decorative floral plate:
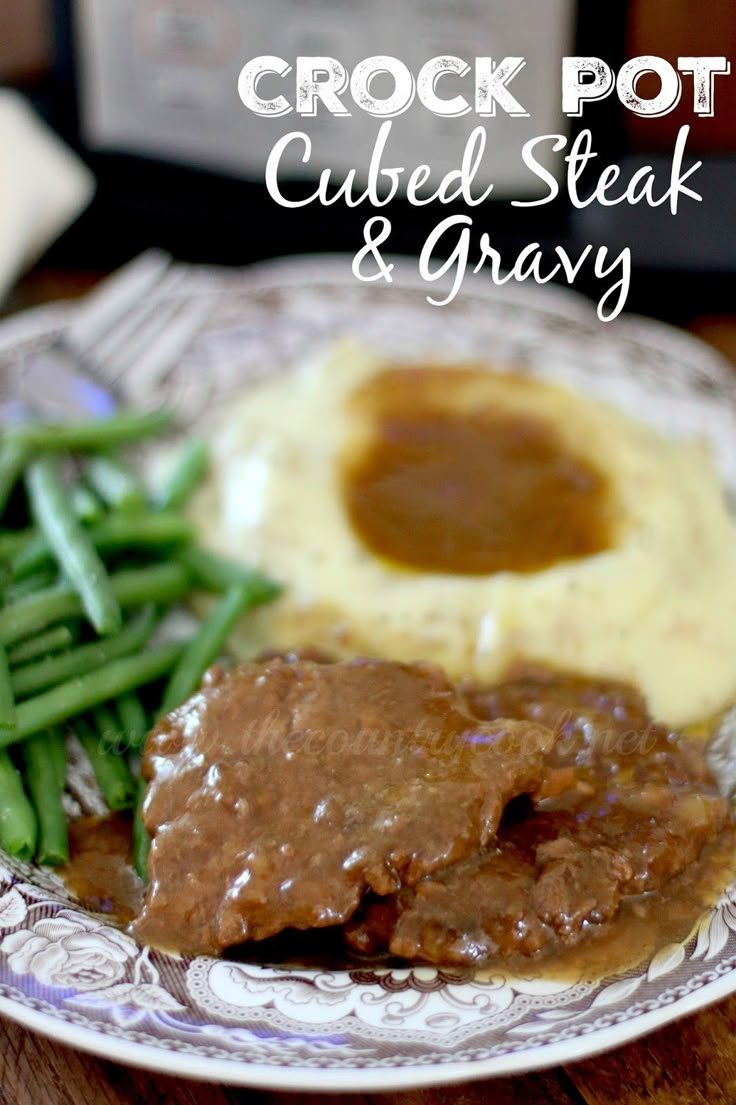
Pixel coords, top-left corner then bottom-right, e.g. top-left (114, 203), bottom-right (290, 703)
top-left (1, 257), bottom-right (736, 1091)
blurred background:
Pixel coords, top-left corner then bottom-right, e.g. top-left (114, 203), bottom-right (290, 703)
top-left (1, 0), bottom-right (735, 333)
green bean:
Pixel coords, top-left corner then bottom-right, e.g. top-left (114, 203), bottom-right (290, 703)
top-left (5, 533), bottom-right (47, 580)
top-left (0, 528), bottom-right (35, 562)
top-left (76, 717), bottom-right (136, 811)
top-left (26, 455), bottom-right (122, 636)
top-left (84, 455), bottom-right (146, 512)
top-left (8, 625), bottom-right (76, 666)
top-left (108, 562), bottom-right (191, 610)
top-left (7, 643), bottom-right (184, 745)
top-left (48, 725), bottom-right (67, 791)
top-left (11, 606), bottom-right (156, 699)
top-left (12, 512), bottom-right (194, 581)
top-left (0, 749), bottom-right (36, 858)
top-left (94, 704), bottom-right (125, 754)
top-left (0, 440), bottom-right (28, 521)
top-left (0, 586), bottom-right (77, 646)
top-left (133, 777), bottom-right (150, 881)
top-left (116, 691), bottom-right (149, 753)
top-left (0, 646), bottom-right (16, 737)
top-left (0, 561), bottom-right (191, 646)
top-left (157, 439), bottom-right (208, 511)
top-left (179, 546), bottom-right (282, 602)
top-left (5, 567), bottom-right (56, 604)
top-left (92, 511), bottom-right (193, 552)
top-left (22, 731), bottom-right (68, 865)
top-left (14, 484), bottom-right (104, 570)
top-left (7, 410), bottom-right (174, 453)
top-left (160, 584), bottom-right (253, 715)
top-left (71, 484), bottom-right (104, 525)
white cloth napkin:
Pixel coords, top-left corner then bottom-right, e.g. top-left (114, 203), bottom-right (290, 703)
top-left (0, 90), bottom-right (95, 302)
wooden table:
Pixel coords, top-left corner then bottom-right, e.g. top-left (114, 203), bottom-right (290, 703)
top-left (2, 993), bottom-right (736, 1104)
top-left (2, 268), bottom-right (736, 1105)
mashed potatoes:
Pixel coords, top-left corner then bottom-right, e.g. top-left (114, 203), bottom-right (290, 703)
top-left (190, 343), bottom-right (736, 726)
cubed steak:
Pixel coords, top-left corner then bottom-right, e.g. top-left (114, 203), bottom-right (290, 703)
top-left (345, 673), bottom-right (729, 966)
top-left (133, 657), bottom-right (554, 955)
top-left (344, 821), bottom-right (634, 966)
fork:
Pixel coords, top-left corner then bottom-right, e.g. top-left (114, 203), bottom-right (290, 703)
top-left (4, 249), bottom-right (217, 425)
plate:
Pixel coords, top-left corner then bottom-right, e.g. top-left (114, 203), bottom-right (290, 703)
top-left (1, 256), bottom-right (736, 1091)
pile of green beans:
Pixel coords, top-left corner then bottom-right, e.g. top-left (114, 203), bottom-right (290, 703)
top-left (0, 411), bottom-right (281, 877)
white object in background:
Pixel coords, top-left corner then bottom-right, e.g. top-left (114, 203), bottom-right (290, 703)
top-left (0, 91), bottom-right (95, 302)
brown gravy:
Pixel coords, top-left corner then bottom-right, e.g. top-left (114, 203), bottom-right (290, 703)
top-left (342, 367), bottom-right (612, 574)
top-left (516, 823), bottom-right (736, 985)
top-left (62, 814), bottom-right (143, 924)
top-left (59, 666), bottom-right (736, 981)
top-left (60, 813), bottom-right (736, 980)
top-left (236, 822), bottom-right (736, 978)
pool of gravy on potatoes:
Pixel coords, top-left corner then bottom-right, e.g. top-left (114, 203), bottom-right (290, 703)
top-left (341, 365), bottom-right (613, 575)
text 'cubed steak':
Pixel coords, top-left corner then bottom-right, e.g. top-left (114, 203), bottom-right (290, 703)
top-left (133, 657), bottom-right (554, 955)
